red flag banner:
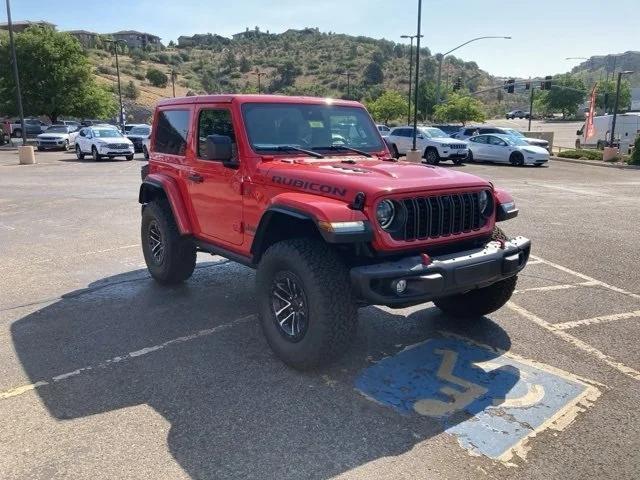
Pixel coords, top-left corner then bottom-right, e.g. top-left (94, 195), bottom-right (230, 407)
top-left (585, 84), bottom-right (598, 140)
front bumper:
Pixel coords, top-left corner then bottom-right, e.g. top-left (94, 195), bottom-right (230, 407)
top-left (100, 147), bottom-right (134, 157)
top-left (439, 148), bottom-right (468, 159)
top-left (37, 140), bottom-right (66, 149)
top-left (350, 236), bottom-right (531, 307)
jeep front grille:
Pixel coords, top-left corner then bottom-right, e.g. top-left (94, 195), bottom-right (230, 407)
top-left (391, 192), bottom-right (487, 241)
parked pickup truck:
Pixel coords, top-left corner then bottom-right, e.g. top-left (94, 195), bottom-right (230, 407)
top-left (8, 118), bottom-right (49, 137)
top-left (139, 94), bottom-right (530, 369)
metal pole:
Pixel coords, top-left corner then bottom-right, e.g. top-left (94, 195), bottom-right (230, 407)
top-left (528, 79), bottom-right (534, 132)
top-left (435, 56), bottom-right (443, 105)
top-left (609, 72), bottom-right (623, 148)
top-left (407, 38), bottom-right (413, 125)
top-left (112, 42), bottom-right (125, 133)
top-left (257, 74), bottom-right (261, 93)
top-left (5, 0), bottom-right (26, 145)
top-left (411, 0), bottom-right (422, 151)
top-left (346, 73), bottom-right (350, 99)
top-left (171, 70), bottom-right (176, 97)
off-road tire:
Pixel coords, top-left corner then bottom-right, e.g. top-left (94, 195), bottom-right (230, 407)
top-left (433, 226), bottom-right (517, 318)
top-left (75, 144), bottom-right (84, 160)
top-left (424, 147), bottom-right (440, 165)
top-left (141, 200), bottom-right (196, 285)
top-left (92, 146), bottom-right (101, 161)
top-left (509, 151), bottom-right (524, 166)
top-left (256, 239), bottom-right (358, 370)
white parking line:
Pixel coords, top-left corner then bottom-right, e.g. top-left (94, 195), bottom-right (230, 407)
top-left (0, 314), bottom-right (255, 401)
top-left (552, 310), bottom-right (640, 331)
top-left (514, 281), bottom-right (597, 294)
top-left (507, 302), bottom-right (640, 381)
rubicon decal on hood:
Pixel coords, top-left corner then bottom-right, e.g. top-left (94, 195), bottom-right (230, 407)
top-left (271, 175), bottom-right (347, 197)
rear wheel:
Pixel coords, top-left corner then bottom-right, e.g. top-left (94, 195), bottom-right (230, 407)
top-left (433, 226), bottom-right (517, 318)
top-left (424, 147), bottom-right (440, 165)
top-left (141, 200), bottom-right (196, 285)
top-left (509, 151), bottom-right (524, 166)
top-left (452, 155), bottom-right (465, 165)
top-left (256, 239), bottom-right (358, 370)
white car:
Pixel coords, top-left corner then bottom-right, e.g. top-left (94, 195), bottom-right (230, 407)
top-left (467, 134), bottom-right (549, 166)
top-left (386, 126), bottom-right (469, 164)
top-left (377, 124), bottom-right (391, 137)
top-left (36, 125), bottom-right (79, 151)
top-left (75, 126), bottom-right (135, 161)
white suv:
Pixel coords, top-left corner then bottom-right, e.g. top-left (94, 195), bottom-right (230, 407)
top-left (75, 126), bottom-right (135, 161)
top-left (386, 126), bottom-right (469, 165)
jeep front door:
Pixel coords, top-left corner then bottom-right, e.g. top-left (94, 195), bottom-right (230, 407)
top-left (187, 107), bottom-right (243, 246)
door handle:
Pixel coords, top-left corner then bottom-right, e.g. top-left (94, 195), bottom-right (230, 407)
top-left (188, 173), bottom-right (204, 183)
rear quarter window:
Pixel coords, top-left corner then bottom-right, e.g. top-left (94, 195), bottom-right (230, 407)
top-left (154, 109), bottom-right (190, 155)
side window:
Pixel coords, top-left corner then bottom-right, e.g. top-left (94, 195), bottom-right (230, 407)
top-left (400, 128), bottom-right (412, 137)
top-left (488, 136), bottom-right (505, 146)
top-left (197, 109), bottom-right (236, 159)
top-left (78, 129), bottom-right (86, 137)
top-left (155, 109), bottom-right (190, 155)
top-left (463, 129), bottom-right (475, 136)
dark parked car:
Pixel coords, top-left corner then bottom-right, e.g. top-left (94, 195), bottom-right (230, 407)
top-left (431, 124), bottom-right (463, 137)
top-left (126, 125), bottom-right (151, 153)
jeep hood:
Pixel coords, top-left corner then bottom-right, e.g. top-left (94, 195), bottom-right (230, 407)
top-left (260, 157), bottom-right (490, 201)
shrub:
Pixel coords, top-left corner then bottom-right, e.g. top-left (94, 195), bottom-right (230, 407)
top-left (123, 80), bottom-right (139, 99)
top-left (146, 68), bottom-right (168, 87)
top-left (96, 65), bottom-right (116, 75)
top-left (630, 137), bottom-right (640, 165)
top-left (557, 149), bottom-right (603, 161)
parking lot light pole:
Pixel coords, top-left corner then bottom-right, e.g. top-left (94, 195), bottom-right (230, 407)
top-left (5, 0), bottom-right (26, 145)
top-left (400, 34), bottom-right (423, 125)
top-left (252, 69), bottom-right (266, 94)
top-left (170, 69), bottom-right (177, 97)
top-left (104, 39), bottom-right (126, 133)
top-left (435, 36), bottom-right (511, 105)
top-left (411, 0), bottom-right (422, 153)
top-left (609, 70), bottom-right (633, 148)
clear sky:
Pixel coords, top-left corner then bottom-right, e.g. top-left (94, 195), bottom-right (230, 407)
top-left (3, 0), bottom-right (638, 78)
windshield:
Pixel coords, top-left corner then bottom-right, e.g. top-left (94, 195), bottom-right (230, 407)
top-left (421, 127), bottom-right (448, 138)
top-left (46, 126), bottom-right (68, 133)
top-left (129, 126), bottom-right (150, 136)
top-left (93, 129), bottom-right (122, 138)
top-left (242, 103), bottom-right (384, 155)
top-left (504, 128), bottom-right (524, 138)
top-left (503, 136), bottom-right (530, 146)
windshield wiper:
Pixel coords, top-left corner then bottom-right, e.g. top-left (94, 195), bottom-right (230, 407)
top-left (255, 145), bottom-right (324, 158)
top-left (313, 145), bottom-right (372, 158)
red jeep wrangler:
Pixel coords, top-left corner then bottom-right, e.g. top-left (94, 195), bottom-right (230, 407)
top-left (139, 95), bottom-right (530, 369)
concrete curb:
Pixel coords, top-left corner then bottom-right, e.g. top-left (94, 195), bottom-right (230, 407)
top-left (551, 156), bottom-right (640, 170)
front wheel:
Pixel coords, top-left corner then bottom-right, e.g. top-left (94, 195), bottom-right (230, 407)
top-left (424, 147), bottom-right (440, 165)
top-left (63, 140), bottom-right (70, 151)
top-left (452, 156), bottom-right (465, 165)
top-left (509, 151), bottom-right (524, 166)
top-left (256, 239), bottom-right (358, 370)
top-left (433, 226), bottom-right (516, 318)
top-left (143, 145), bottom-right (149, 160)
top-left (141, 200), bottom-right (197, 285)
top-left (125, 154), bottom-right (134, 161)
top-left (75, 144), bottom-right (84, 160)
top-left (92, 146), bottom-right (101, 161)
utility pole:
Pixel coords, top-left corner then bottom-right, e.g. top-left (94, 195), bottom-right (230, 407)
top-left (339, 71), bottom-right (353, 99)
top-left (411, 0), bottom-right (422, 152)
top-left (170, 69), bottom-right (177, 97)
top-left (400, 34), bottom-right (422, 125)
top-left (528, 80), bottom-right (534, 132)
top-left (610, 71), bottom-right (634, 148)
top-left (104, 39), bottom-right (126, 133)
top-left (252, 69), bottom-right (266, 93)
top-left (5, 0), bottom-right (26, 145)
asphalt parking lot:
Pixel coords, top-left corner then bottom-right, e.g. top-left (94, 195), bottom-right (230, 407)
top-left (1, 149), bottom-right (639, 480)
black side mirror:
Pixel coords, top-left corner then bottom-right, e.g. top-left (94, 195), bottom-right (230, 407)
top-left (206, 134), bottom-right (238, 168)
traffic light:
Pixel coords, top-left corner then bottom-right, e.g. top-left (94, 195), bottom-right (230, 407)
top-left (453, 77), bottom-right (462, 91)
top-left (541, 75), bottom-right (552, 90)
top-left (505, 79), bottom-right (515, 94)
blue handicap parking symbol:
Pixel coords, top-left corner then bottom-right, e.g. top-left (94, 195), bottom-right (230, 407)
top-left (355, 337), bottom-right (600, 461)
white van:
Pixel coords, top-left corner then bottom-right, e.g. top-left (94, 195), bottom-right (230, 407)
top-left (577, 113), bottom-right (640, 149)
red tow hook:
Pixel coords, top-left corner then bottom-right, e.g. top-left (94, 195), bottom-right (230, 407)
top-left (421, 253), bottom-right (432, 266)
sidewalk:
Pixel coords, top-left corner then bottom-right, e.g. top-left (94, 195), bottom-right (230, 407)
top-left (551, 156), bottom-right (640, 170)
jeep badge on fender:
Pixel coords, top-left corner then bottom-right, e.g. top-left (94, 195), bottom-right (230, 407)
top-left (139, 94), bottom-right (530, 370)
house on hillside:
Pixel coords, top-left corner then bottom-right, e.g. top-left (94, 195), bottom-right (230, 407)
top-left (178, 33), bottom-right (231, 48)
top-left (66, 30), bottom-right (99, 48)
top-left (108, 30), bottom-right (162, 49)
top-left (0, 20), bottom-right (56, 33)
top-left (232, 26), bottom-right (271, 40)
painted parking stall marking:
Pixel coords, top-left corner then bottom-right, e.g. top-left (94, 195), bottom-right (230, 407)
top-left (355, 336), bottom-right (601, 463)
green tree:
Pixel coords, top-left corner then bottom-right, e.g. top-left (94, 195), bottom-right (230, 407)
top-left (433, 93), bottom-right (486, 125)
top-left (539, 74), bottom-right (586, 118)
top-left (366, 91), bottom-right (408, 124)
top-left (595, 79), bottom-right (632, 111)
top-left (123, 80), bottom-right (139, 99)
top-left (269, 61), bottom-right (301, 92)
top-left (363, 62), bottom-right (384, 85)
top-left (146, 68), bottom-right (168, 87)
top-left (239, 55), bottom-right (251, 73)
top-left (0, 27), bottom-right (116, 123)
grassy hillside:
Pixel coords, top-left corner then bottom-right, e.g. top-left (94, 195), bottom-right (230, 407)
top-left (88, 29), bottom-right (506, 123)
top-left (567, 51), bottom-right (640, 87)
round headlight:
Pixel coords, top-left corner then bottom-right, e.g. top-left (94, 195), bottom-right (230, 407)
top-left (376, 200), bottom-right (395, 229)
top-left (478, 190), bottom-right (493, 217)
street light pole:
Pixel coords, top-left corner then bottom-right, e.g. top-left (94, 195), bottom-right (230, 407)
top-left (170, 69), bottom-right (177, 97)
top-left (435, 36), bottom-right (511, 104)
top-left (400, 34), bottom-right (423, 125)
top-left (411, 0), bottom-right (422, 152)
top-left (252, 69), bottom-right (266, 93)
top-left (104, 39), bottom-right (126, 133)
top-left (339, 72), bottom-right (353, 99)
top-left (5, 0), bottom-right (26, 145)
top-left (610, 70), bottom-right (633, 148)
